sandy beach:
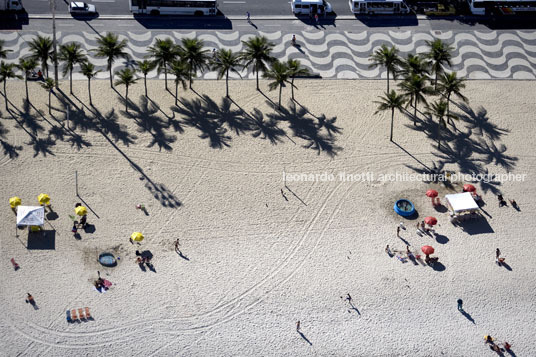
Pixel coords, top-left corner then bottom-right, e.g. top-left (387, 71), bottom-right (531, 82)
top-left (1, 78), bottom-right (535, 356)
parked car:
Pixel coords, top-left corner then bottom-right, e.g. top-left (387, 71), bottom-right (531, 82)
top-left (69, 2), bottom-right (96, 16)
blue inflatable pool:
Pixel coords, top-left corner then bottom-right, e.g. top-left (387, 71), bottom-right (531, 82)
top-left (98, 253), bottom-right (117, 267)
top-left (394, 199), bottom-right (415, 217)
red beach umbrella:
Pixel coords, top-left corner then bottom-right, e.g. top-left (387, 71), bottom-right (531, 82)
top-left (421, 245), bottom-right (435, 255)
top-left (426, 189), bottom-right (438, 198)
top-left (424, 216), bottom-right (437, 226)
top-left (463, 184), bottom-right (476, 192)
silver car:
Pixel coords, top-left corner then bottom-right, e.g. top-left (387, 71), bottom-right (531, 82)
top-left (69, 2), bottom-right (97, 15)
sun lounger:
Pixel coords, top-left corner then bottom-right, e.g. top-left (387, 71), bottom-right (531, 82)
top-left (71, 309), bottom-right (78, 321)
top-left (66, 310), bottom-right (72, 323)
top-left (84, 307), bottom-right (91, 319)
top-left (78, 308), bottom-right (85, 320)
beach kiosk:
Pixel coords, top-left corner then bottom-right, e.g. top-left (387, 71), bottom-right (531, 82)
top-left (16, 205), bottom-right (45, 237)
top-left (445, 192), bottom-right (479, 223)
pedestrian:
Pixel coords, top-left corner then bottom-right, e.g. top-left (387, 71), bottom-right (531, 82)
top-left (75, 202), bottom-right (81, 208)
top-left (457, 298), bottom-right (463, 311)
top-left (246, 11), bottom-right (250, 23)
top-left (296, 320), bottom-right (301, 331)
top-left (397, 226), bottom-right (401, 237)
top-left (346, 293), bottom-right (352, 302)
top-left (385, 244), bottom-right (392, 256)
top-left (129, 237), bottom-right (133, 244)
top-left (314, 13), bottom-right (319, 25)
top-left (399, 222), bottom-right (406, 230)
top-left (291, 34), bottom-right (296, 46)
top-left (175, 239), bottom-right (181, 253)
top-left (25, 293), bottom-right (35, 306)
top-left (79, 214), bottom-right (87, 229)
top-left (496, 248), bottom-right (501, 259)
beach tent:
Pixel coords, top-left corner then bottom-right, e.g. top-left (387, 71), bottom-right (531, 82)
top-left (445, 192), bottom-right (479, 214)
top-left (16, 206), bottom-right (45, 236)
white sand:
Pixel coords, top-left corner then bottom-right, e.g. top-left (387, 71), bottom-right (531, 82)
top-left (1, 78), bottom-right (535, 356)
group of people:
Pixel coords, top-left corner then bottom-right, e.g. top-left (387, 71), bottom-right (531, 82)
top-left (498, 194), bottom-right (517, 209)
top-left (485, 335), bottom-right (511, 353)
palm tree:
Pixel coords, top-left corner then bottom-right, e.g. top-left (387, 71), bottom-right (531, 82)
top-left (80, 61), bottom-right (99, 106)
top-left (211, 48), bottom-right (242, 98)
top-left (0, 61), bottom-right (22, 111)
top-left (40, 78), bottom-right (56, 115)
top-left (169, 59), bottom-right (188, 106)
top-left (58, 42), bottom-right (87, 95)
top-left (147, 38), bottom-right (179, 91)
top-left (136, 59), bottom-right (155, 97)
top-left (425, 39), bottom-right (454, 90)
top-left (400, 54), bottom-right (430, 78)
top-left (263, 60), bottom-right (289, 109)
top-left (28, 36), bottom-right (53, 77)
top-left (426, 100), bottom-right (456, 149)
top-left (374, 90), bottom-right (406, 142)
top-left (181, 37), bottom-right (209, 90)
top-left (114, 68), bottom-right (138, 113)
top-left (239, 35), bottom-right (275, 91)
top-left (0, 39), bottom-right (12, 59)
top-left (286, 59), bottom-right (310, 101)
top-left (18, 57), bottom-right (38, 102)
top-left (437, 71), bottom-right (467, 124)
top-left (369, 44), bottom-right (402, 92)
top-left (95, 32), bottom-right (129, 88)
top-left (398, 74), bottom-right (434, 126)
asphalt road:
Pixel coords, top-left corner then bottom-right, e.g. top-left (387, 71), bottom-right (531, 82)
top-left (24, 0), bottom-right (357, 16)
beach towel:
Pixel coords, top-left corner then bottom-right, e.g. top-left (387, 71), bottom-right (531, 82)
top-left (102, 279), bottom-right (112, 288)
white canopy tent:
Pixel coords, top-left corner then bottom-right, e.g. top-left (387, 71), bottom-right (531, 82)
top-left (445, 192), bottom-right (479, 214)
top-left (16, 206), bottom-right (45, 237)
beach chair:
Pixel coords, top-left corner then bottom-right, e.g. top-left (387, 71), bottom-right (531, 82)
top-left (84, 307), bottom-right (91, 320)
top-left (78, 308), bottom-right (85, 320)
top-left (71, 309), bottom-right (78, 321)
top-left (66, 310), bottom-right (72, 323)
top-left (10, 258), bottom-right (20, 270)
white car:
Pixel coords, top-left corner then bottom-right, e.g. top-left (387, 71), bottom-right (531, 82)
top-left (69, 2), bottom-right (97, 15)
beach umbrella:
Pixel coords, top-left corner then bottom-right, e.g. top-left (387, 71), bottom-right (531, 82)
top-left (9, 196), bottom-right (21, 208)
top-left (421, 245), bottom-right (434, 255)
top-left (37, 193), bottom-right (50, 205)
top-left (463, 184), bottom-right (476, 192)
top-left (75, 206), bottom-right (87, 216)
top-left (426, 189), bottom-right (438, 198)
top-left (131, 232), bottom-right (144, 242)
top-left (424, 216), bottom-right (437, 226)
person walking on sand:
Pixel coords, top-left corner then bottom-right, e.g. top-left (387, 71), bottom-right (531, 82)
top-left (25, 293), bottom-right (36, 307)
top-left (397, 226), bottom-right (401, 237)
top-left (385, 245), bottom-right (392, 256)
top-left (175, 239), bottom-right (181, 254)
top-left (457, 298), bottom-right (463, 311)
top-left (496, 248), bottom-right (501, 259)
top-left (296, 320), bottom-right (301, 332)
top-left (346, 293), bottom-right (352, 302)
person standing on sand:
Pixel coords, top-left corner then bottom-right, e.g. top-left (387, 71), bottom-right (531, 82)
top-left (296, 321), bottom-right (301, 332)
top-left (25, 293), bottom-right (36, 307)
top-left (385, 245), bottom-right (392, 256)
top-left (397, 226), bottom-right (401, 237)
top-left (175, 239), bottom-right (181, 254)
top-left (457, 299), bottom-right (463, 311)
top-left (496, 248), bottom-right (501, 259)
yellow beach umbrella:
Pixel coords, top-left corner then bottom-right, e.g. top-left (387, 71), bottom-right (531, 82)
top-left (75, 206), bottom-right (87, 216)
top-left (131, 232), bottom-right (144, 242)
top-left (37, 193), bottom-right (50, 205)
top-left (9, 196), bottom-right (21, 208)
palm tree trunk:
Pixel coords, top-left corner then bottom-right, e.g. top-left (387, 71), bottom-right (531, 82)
top-left (125, 85), bottom-right (128, 112)
top-left (446, 92), bottom-right (451, 124)
top-left (434, 71), bottom-right (438, 91)
top-left (25, 77), bottom-right (29, 102)
top-left (387, 70), bottom-right (390, 92)
top-left (255, 63), bottom-right (259, 91)
top-left (144, 75), bottom-right (147, 97)
top-left (109, 65), bottom-right (113, 88)
top-left (48, 91), bottom-right (51, 114)
top-left (88, 78), bottom-right (92, 106)
top-left (291, 77), bottom-right (295, 100)
top-left (69, 69), bottom-right (73, 94)
top-left (3, 80), bottom-right (7, 111)
top-left (390, 107), bottom-right (394, 142)
top-left (437, 119), bottom-right (441, 149)
top-left (175, 81), bottom-right (178, 106)
top-left (413, 96), bottom-right (417, 125)
top-left (225, 69), bottom-right (229, 98)
top-left (164, 62), bottom-right (168, 91)
top-left (45, 62), bottom-right (49, 78)
top-left (189, 67), bottom-right (193, 90)
top-left (278, 84), bottom-right (282, 109)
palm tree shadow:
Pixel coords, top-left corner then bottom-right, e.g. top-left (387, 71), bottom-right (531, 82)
top-left (174, 97), bottom-right (231, 149)
top-left (6, 107), bottom-right (56, 157)
top-left (202, 95), bottom-right (250, 135)
top-left (0, 139), bottom-right (23, 159)
top-left (268, 100), bottom-right (342, 157)
top-left (248, 108), bottom-right (286, 144)
top-left (121, 95), bottom-right (176, 152)
top-left (457, 103), bottom-right (509, 140)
